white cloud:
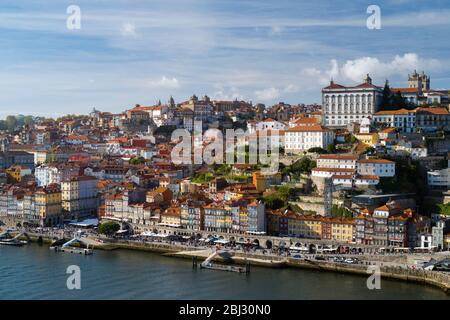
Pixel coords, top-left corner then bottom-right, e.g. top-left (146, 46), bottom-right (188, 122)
top-left (303, 53), bottom-right (442, 85)
top-left (254, 87), bottom-right (280, 102)
top-left (120, 23), bottom-right (137, 38)
top-left (147, 76), bottom-right (180, 89)
top-left (268, 25), bottom-right (284, 36)
top-left (212, 85), bottom-right (244, 101)
top-left (304, 59), bottom-right (340, 86)
top-left (283, 84), bottom-right (300, 93)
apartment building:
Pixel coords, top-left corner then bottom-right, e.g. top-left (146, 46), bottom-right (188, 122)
top-left (355, 206), bottom-right (412, 247)
top-left (357, 159), bottom-right (396, 177)
top-left (61, 176), bottom-right (98, 221)
top-left (267, 210), bottom-right (354, 242)
top-left (180, 202), bottom-right (204, 231)
top-left (35, 184), bottom-right (63, 226)
top-left (160, 207), bottom-right (181, 227)
top-left (316, 154), bottom-right (359, 169)
top-left (204, 203), bottom-right (237, 233)
top-left (284, 125), bottom-right (335, 153)
top-left (373, 109), bottom-right (417, 133)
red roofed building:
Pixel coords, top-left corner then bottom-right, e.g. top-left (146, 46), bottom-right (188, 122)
top-left (289, 116), bottom-right (321, 128)
top-left (357, 158), bottom-right (396, 177)
top-left (284, 125), bottom-right (335, 153)
top-left (317, 154), bottom-right (359, 169)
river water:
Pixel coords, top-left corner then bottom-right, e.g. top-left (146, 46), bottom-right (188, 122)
top-left (0, 244), bottom-right (449, 300)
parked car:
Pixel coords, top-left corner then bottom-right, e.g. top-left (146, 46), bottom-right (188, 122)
top-left (292, 254), bottom-right (302, 259)
top-left (315, 256), bottom-right (326, 261)
top-left (344, 258), bottom-right (357, 264)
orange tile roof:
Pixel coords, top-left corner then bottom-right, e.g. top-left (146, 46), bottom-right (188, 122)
top-left (391, 87), bottom-right (419, 94)
top-left (332, 174), bottom-right (353, 179)
top-left (318, 154), bottom-right (358, 160)
top-left (374, 108), bottom-right (414, 116)
top-left (380, 127), bottom-right (397, 133)
top-left (312, 168), bottom-right (356, 173)
top-left (292, 117), bottom-right (320, 125)
top-left (417, 107), bottom-right (449, 115)
top-left (356, 175), bottom-right (380, 180)
top-left (287, 125), bottom-right (333, 132)
top-left (358, 158), bottom-right (394, 164)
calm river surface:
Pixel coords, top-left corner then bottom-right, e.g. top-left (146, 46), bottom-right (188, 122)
top-left (0, 244), bottom-right (449, 300)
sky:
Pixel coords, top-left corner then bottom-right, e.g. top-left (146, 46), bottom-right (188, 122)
top-left (1, 0), bottom-right (450, 118)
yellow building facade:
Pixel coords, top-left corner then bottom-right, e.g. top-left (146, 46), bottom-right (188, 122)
top-left (35, 184), bottom-right (62, 226)
top-left (354, 133), bottom-right (379, 146)
top-left (331, 221), bottom-right (354, 242)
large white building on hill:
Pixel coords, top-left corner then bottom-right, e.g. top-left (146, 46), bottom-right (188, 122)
top-left (322, 74), bottom-right (383, 127)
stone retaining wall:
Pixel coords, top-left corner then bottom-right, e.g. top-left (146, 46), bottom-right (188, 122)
top-left (287, 259), bottom-right (450, 293)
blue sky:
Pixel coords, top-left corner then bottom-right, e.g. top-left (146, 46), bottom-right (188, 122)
top-left (1, 0), bottom-right (450, 118)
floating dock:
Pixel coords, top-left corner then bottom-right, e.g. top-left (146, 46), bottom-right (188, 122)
top-left (193, 250), bottom-right (250, 274)
top-left (0, 239), bottom-right (28, 246)
top-left (200, 261), bottom-right (250, 274)
top-left (50, 235), bottom-right (93, 255)
top-left (50, 246), bottom-right (93, 255)
top-left (0, 231), bottom-right (29, 246)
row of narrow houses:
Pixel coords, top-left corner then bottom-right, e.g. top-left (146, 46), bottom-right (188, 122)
top-left (0, 175), bottom-right (98, 226)
top-left (266, 202), bottom-right (417, 247)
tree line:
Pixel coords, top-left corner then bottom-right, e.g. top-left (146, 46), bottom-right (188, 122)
top-left (0, 115), bottom-right (34, 132)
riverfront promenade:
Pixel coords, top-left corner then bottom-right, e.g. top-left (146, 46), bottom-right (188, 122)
top-left (4, 226), bottom-right (450, 293)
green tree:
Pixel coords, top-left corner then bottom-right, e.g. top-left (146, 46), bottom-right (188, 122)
top-left (23, 115), bottom-right (34, 126)
top-left (438, 203), bottom-right (450, 216)
top-left (345, 135), bottom-right (357, 144)
top-left (380, 81), bottom-right (393, 110)
top-left (392, 91), bottom-right (408, 109)
top-left (379, 81), bottom-right (413, 111)
top-left (274, 185), bottom-right (296, 202)
top-left (283, 157), bottom-right (316, 178)
top-left (211, 163), bottom-right (232, 176)
top-left (378, 158), bottom-right (426, 201)
top-left (98, 221), bottom-right (121, 236)
top-left (129, 156), bottom-right (146, 165)
top-left (308, 147), bottom-right (327, 154)
top-left (154, 125), bottom-right (177, 137)
top-left (191, 172), bottom-right (214, 184)
top-left (5, 116), bottom-right (17, 132)
top-left (327, 143), bottom-right (336, 153)
top-left (363, 146), bottom-right (375, 155)
top-left (331, 205), bottom-right (353, 218)
top-left (263, 194), bottom-right (285, 210)
top-left (431, 101), bottom-right (442, 108)
top-left (169, 96), bottom-right (176, 108)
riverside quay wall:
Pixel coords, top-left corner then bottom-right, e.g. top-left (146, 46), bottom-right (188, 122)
top-left (287, 258), bottom-right (450, 293)
top-left (164, 247), bottom-right (450, 293)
